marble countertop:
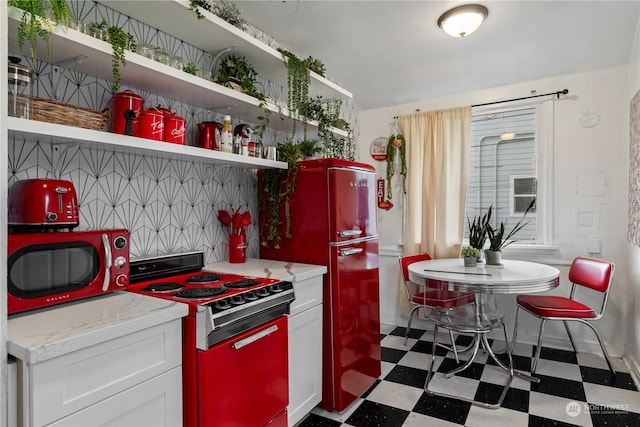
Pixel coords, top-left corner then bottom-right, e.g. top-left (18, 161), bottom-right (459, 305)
top-left (8, 292), bottom-right (189, 364)
top-left (206, 258), bottom-right (327, 283)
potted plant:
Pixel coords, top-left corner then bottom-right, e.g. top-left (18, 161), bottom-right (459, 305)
top-left (467, 205), bottom-right (492, 251)
top-left (215, 53), bottom-right (264, 100)
top-left (485, 200), bottom-right (535, 265)
top-left (105, 24), bottom-right (136, 92)
top-left (299, 139), bottom-right (322, 159)
top-left (10, 0), bottom-right (75, 64)
top-left (461, 246), bottom-right (481, 267)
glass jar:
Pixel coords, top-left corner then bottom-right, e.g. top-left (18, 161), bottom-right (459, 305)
top-left (169, 55), bottom-right (184, 70)
top-left (136, 43), bottom-right (155, 59)
top-left (8, 56), bottom-right (33, 119)
top-left (153, 48), bottom-right (170, 65)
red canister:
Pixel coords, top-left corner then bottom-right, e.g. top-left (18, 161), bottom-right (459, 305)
top-left (139, 108), bottom-right (164, 141)
top-left (109, 91), bottom-right (143, 136)
top-left (164, 114), bottom-right (186, 145)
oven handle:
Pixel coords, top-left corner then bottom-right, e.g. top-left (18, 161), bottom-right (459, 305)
top-left (101, 233), bottom-right (112, 292)
top-left (232, 325), bottom-right (278, 350)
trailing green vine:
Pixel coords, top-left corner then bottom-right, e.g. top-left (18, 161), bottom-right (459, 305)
top-left (258, 140), bottom-right (302, 249)
top-left (278, 48), bottom-right (310, 137)
top-left (10, 0), bottom-right (74, 64)
top-left (386, 134), bottom-right (407, 199)
top-left (106, 25), bottom-right (136, 92)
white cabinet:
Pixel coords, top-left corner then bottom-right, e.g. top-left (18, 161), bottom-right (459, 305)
top-left (288, 275), bottom-right (323, 427)
top-left (8, 293), bottom-right (188, 427)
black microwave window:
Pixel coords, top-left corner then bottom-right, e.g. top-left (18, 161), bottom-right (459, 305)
top-left (8, 242), bottom-right (100, 299)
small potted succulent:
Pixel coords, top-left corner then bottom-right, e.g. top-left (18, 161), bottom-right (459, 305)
top-left (461, 246), bottom-right (481, 267)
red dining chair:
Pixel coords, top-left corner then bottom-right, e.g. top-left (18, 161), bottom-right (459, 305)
top-left (399, 253), bottom-right (475, 362)
top-left (513, 257), bottom-right (616, 375)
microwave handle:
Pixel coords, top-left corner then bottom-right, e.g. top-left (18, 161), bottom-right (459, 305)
top-left (101, 234), bottom-right (112, 292)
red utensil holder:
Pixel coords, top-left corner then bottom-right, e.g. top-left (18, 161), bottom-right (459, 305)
top-left (229, 233), bottom-right (246, 263)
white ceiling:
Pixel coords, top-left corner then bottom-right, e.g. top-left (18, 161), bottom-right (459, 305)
top-left (236, 0), bottom-right (640, 110)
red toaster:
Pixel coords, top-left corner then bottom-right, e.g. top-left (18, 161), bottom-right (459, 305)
top-left (8, 179), bottom-right (79, 230)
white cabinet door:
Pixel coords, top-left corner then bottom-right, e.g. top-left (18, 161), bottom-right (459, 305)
top-left (288, 304), bottom-right (323, 427)
top-left (47, 367), bottom-right (182, 427)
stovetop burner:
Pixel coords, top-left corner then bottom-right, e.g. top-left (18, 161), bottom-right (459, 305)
top-left (141, 282), bottom-right (184, 293)
top-left (174, 287), bottom-right (227, 300)
top-left (186, 273), bottom-right (223, 283)
top-left (224, 279), bottom-right (261, 289)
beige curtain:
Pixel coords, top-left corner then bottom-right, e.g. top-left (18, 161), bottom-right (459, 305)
top-left (399, 106), bottom-right (471, 259)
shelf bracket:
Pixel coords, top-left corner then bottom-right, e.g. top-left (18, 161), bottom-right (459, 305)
top-left (52, 55), bottom-right (88, 101)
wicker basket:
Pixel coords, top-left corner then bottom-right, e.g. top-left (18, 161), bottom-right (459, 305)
top-left (30, 97), bottom-right (107, 131)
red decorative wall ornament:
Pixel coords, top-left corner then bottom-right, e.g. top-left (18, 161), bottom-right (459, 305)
top-left (377, 179), bottom-right (394, 210)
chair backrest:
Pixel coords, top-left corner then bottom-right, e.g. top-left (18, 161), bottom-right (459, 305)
top-left (568, 257), bottom-right (614, 293)
top-left (568, 257), bottom-right (614, 319)
top-left (399, 253), bottom-right (432, 283)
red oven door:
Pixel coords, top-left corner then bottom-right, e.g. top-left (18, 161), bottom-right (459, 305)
top-left (197, 316), bottom-right (288, 427)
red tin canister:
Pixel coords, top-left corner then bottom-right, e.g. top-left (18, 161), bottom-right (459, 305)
top-left (164, 114), bottom-right (186, 145)
top-left (109, 91), bottom-right (143, 136)
top-left (139, 108), bottom-right (164, 141)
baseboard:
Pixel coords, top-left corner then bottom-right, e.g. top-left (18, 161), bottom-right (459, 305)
top-left (623, 347), bottom-right (640, 385)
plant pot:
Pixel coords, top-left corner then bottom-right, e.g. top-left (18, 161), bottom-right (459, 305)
top-left (485, 249), bottom-right (502, 265)
top-left (229, 233), bottom-right (247, 263)
top-left (463, 256), bottom-right (478, 267)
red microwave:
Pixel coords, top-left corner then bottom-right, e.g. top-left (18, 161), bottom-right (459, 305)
top-left (8, 229), bottom-right (130, 315)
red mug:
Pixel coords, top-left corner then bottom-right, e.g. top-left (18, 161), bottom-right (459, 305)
top-left (139, 109), bottom-right (164, 141)
top-left (229, 233), bottom-right (246, 263)
top-left (164, 114), bottom-right (186, 145)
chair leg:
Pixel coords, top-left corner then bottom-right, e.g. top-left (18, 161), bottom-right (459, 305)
top-left (424, 323), bottom-right (439, 388)
top-left (448, 329), bottom-right (460, 363)
top-left (405, 305), bottom-right (420, 345)
top-left (510, 306), bottom-right (522, 354)
top-left (582, 321), bottom-right (617, 376)
top-left (531, 319), bottom-right (548, 374)
top-left (563, 320), bottom-right (578, 354)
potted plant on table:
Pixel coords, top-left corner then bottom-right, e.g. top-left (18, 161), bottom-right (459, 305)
top-left (485, 200), bottom-right (535, 265)
top-left (467, 205), bottom-right (492, 256)
top-left (461, 246), bottom-right (481, 267)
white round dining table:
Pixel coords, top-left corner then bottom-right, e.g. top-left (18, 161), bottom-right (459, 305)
top-left (408, 258), bottom-right (560, 409)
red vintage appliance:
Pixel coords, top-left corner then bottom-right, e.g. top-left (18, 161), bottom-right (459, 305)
top-left (8, 179), bottom-right (79, 230)
top-left (7, 229), bottom-right (130, 314)
top-left (197, 121), bottom-right (221, 150)
top-left (128, 252), bottom-right (294, 427)
top-left (260, 158), bottom-right (381, 412)
top-left (109, 90), bottom-right (143, 136)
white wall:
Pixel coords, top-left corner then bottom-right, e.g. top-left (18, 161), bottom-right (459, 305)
top-left (357, 65), bottom-right (635, 365)
top-left (625, 15), bottom-right (640, 378)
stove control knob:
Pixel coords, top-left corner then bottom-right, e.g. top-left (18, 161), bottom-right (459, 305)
top-left (256, 288), bottom-right (270, 297)
top-left (114, 256), bottom-right (127, 268)
top-left (215, 300), bottom-right (232, 310)
top-left (269, 283), bottom-right (283, 293)
top-left (244, 291), bottom-right (258, 301)
top-left (230, 295), bottom-right (245, 305)
top-left (115, 274), bottom-right (129, 287)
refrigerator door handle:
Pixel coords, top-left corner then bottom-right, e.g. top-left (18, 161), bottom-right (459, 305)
top-left (339, 247), bottom-right (364, 257)
top-left (338, 229), bottom-right (363, 238)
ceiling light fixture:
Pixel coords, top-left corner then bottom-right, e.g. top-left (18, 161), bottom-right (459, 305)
top-left (438, 4), bottom-right (489, 38)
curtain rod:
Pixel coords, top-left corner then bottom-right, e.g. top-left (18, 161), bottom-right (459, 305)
top-left (472, 89), bottom-right (568, 108)
top-left (392, 88), bottom-right (568, 119)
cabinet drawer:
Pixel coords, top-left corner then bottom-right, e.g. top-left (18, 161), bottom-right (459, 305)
top-left (290, 276), bottom-right (323, 316)
top-left (25, 319), bottom-right (182, 427)
top-left (47, 366), bottom-right (182, 427)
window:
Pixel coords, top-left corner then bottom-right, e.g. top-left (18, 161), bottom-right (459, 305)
top-left (465, 105), bottom-right (552, 245)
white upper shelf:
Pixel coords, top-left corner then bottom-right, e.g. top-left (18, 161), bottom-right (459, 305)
top-left (7, 7), bottom-right (349, 138)
top-left (97, 0), bottom-right (353, 101)
top-left (8, 117), bottom-right (288, 170)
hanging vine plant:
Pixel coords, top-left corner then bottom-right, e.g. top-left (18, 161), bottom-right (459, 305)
top-left (386, 119), bottom-right (407, 199)
top-left (106, 24), bottom-right (136, 93)
top-left (278, 48), bottom-right (310, 137)
top-left (258, 140), bottom-right (302, 249)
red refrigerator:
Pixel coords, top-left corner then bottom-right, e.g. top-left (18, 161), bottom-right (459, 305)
top-left (260, 158), bottom-right (381, 412)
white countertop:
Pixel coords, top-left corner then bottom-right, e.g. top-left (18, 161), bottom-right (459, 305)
top-left (8, 292), bottom-right (189, 364)
top-left (206, 258), bottom-right (327, 283)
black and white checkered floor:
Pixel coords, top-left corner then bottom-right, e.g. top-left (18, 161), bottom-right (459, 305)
top-left (298, 324), bottom-right (640, 427)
